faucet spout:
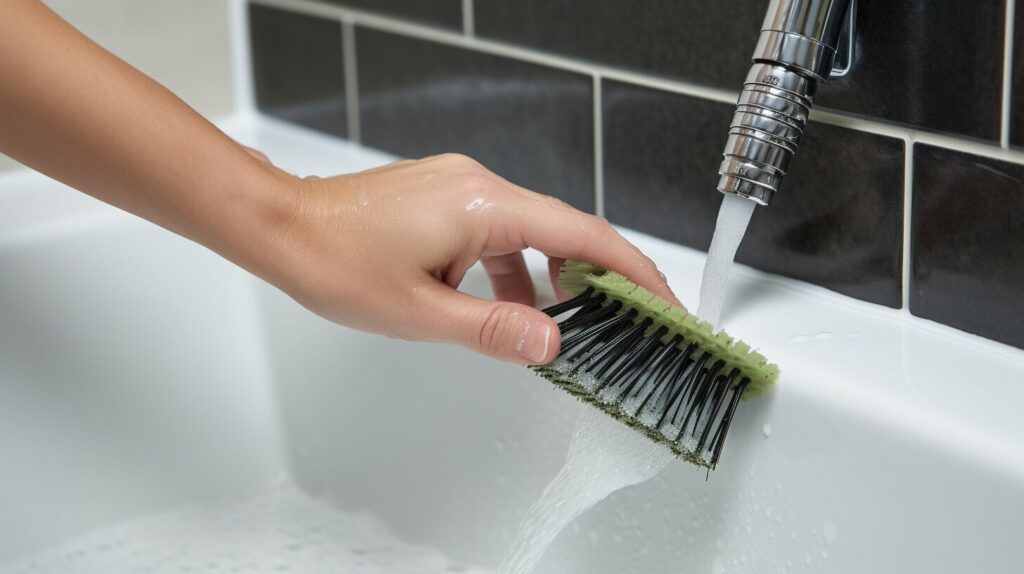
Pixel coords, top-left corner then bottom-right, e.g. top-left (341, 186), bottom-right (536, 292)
top-left (717, 0), bottom-right (855, 206)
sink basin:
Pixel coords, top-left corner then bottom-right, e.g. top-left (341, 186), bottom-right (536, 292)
top-left (2, 114), bottom-right (1022, 573)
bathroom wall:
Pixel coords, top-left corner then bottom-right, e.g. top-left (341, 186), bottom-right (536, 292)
top-left (0, 0), bottom-right (235, 173)
top-left (246, 0), bottom-right (1023, 351)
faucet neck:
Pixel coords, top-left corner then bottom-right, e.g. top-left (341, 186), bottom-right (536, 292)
top-left (716, 0), bottom-right (855, 206)
top-left (755, 0), bottom-right (854, 80)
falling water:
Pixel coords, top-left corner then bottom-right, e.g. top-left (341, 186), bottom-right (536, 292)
top-left (498, 409), bottom-right (674, 574)
top-left (499, 194), bottom-right (758, 574)
top-left (696, 194), bottom-right (758, 325)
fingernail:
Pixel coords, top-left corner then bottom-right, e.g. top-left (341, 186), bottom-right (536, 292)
top-left (517, 322), bottom-right (552, 364)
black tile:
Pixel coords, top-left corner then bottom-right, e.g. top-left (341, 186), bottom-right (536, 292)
top-left (477, 0), bottom-right (1005, 142)
top-left (1012, 2), bottom-right (1024, 147)
top-left (911, 145), bottom-right (1024, 349)
top-left (816, 0), bottom-right (1005, 142)
top-left (475, 0), bottom-right (765, 90)
top-left (603, 80), bottom-right (904, 308)
top-left (249, 4), bottom-right (347, 137)
top-left (356, 28), bottom-right (595, 212)
top-left (322, 0), bottom-right (462, 29)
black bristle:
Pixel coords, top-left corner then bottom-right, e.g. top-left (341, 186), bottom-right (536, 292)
top-left (660, 353), bottom-right (709, 432)
top-left (622, 334), bottom-right (683, 409)
top-left (709, 379), bottom-right (751, 468)
top-left (541, 287), bottom-right (596, 317)
top-left (696, 369), bottom-right (739, 453)
top-left (536, 288), bottom-right (759, 470)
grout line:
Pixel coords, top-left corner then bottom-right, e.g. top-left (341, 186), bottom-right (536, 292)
top-left (462, 0), bottom-right (474, 37)
top-left (342, 20), bottom-right (361, 143)
top-left (252, 0), bottom-right (1024, 169)
top-left (901, 137), bottom-right (915, 312)
top-left (229, 0), bottom-right (256, 114)
top-left (592, 74), bottom-right (604, 217)
top-left (810, 107), bottom-right (1024, 165)
top-left (1002, 0), bottom-right (1017, 149)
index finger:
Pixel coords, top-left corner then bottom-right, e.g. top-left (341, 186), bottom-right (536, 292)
top-left (502, 190), bottom-right (682, 307)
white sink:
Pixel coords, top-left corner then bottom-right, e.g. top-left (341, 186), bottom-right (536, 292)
top-left (2, 114), bottom-right (1022, 573)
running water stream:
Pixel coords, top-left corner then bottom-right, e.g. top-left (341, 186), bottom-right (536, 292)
top-left (499, 194), bottom-right (758, 574)
top-left (696, 194), bottom-right (758, 327)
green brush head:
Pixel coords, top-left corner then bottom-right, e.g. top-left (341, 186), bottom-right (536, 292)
top-left (530, 261), bottom-right (779, 469)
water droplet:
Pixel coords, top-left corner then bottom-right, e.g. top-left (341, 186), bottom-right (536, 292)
top-left (823, 522), bottom-right (837, 545)
top-left (762, 423), bottom-right (773, 438)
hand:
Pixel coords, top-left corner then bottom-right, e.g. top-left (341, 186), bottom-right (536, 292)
top-left (255, 153), bottom-right (679, 365)
top-left (0, 3), bottom-right (676, 366)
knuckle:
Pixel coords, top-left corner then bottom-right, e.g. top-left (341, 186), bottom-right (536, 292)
top-left (439, 152), bottom-right (480, 169)
top-left (582, 214), bottom-right (614, 240)
top-left (460, 172), bottom-right (498, 194)
top-left (478, 305), bottom-right (512, 355)
top-left (545, 195), bottom-right (571, 209)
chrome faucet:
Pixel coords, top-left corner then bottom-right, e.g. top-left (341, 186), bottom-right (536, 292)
top-left (717, 0), bottom-right (855, 205)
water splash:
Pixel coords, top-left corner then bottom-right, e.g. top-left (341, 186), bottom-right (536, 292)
top-left (696, 194), bottom-right (758, 326)
top-left (498, 409), bottom-right (673, 574)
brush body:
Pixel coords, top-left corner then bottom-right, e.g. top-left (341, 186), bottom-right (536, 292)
top-left (531, 262), bottom-right (779, 469)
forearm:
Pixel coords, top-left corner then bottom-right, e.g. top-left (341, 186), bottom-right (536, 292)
top-left (0, 0), bottom-right (291, 274)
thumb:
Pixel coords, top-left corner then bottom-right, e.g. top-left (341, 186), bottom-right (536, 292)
top-left (420, 283), bottom-right (560, 365)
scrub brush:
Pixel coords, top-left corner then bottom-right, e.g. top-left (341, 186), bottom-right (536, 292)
top-left (531, 261), bottom-right (779, 470)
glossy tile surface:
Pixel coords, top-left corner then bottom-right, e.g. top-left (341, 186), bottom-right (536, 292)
top-left (356, 28), bottom-right (595, 212)
top-left (603, 81), bottom-right (904, 308)
top-left (911, 145), bottom-right (1024, 349)
top-left (249, 4), bottom-right (347, 137)
top-left (476, 0), bottom-right (1005, 141)
top-left (1012, 1), bottom-right (1024, 147)
top-left (474, 0), bottom-right (765, 89)
top-left (322, 0), bottom-right (462, 29)
top-left (816, 0), bottom-right (1004, 141)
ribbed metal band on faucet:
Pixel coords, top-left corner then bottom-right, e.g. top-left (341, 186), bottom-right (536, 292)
top-left (717, 0), bottom-right (853, 205)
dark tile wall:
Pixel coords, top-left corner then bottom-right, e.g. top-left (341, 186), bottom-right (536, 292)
top-left (249, 4), bottom-right (347, 137)
top-left (912, 145), bottom-right (1024, 348)
top-left (322, 0), bottom-right (462, 29)
top-left (357, 28), bottom-right (595, 212)
top-left (602, 81), bottom-right (905, 308)
top-left (475, 0), bottom-right (765, 90)
top-left (815, 0), bottom-right (1005, 142)
top-left (248, 0), bottom-right (1024, 350)
top-left (476, 0), bottom-right (1006, 142)
top-left (1012, 2), bottom-right (1024, 148)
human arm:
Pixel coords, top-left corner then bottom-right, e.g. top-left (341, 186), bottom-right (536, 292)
top-left (0, 0), bottom-right (678, 364)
